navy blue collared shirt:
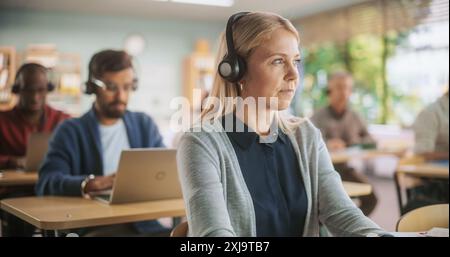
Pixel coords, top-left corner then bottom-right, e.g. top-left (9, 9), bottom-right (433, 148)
top-left (222, 115), bottom-right (307, 237)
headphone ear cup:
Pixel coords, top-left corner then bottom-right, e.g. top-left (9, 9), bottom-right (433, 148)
top-left (218, 55), bottom-right (234, 81)
top-left (47, 82), bottom-right (55, 92)
top-left (218, 54), bottom-right (245, 83)
top-left (11, 83), bottom-right (20, 94)
top-left (84, 81), bottom-right (94, 95)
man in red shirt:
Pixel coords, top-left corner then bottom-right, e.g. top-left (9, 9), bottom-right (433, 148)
top-left (0, 63), bottom-right (70, 170)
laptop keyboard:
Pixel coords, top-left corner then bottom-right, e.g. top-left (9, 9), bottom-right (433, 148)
top-left (95, 194), bottom-right (111, 202)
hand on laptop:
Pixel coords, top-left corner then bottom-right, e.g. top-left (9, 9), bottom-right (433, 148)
top-left (85, 174), bottom-right (116, 194)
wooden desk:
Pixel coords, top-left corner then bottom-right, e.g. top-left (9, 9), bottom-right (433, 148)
top-left (396, 163), bottom-right (449, 179)
top-left (1, 196), bottom-right (185, 235)
top-left (331, 149), bottom-right (404, 164)
top-left (342, 181), bottom-right (372, 197)
top-left (0, 170), bottom-right (38, 187)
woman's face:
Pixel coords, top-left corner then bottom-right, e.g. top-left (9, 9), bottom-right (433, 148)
top-left (241, 28), bottom-right (300, 111)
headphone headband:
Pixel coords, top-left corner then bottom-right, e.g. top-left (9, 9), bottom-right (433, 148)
top-left (12, 63), bottom-right (55, 94)
top-left (224, 12), bottom-right (249, 58)
top-left (218, 12), bottom-right (250, 83)
top-left (84, 50), bottom-right (138, 95)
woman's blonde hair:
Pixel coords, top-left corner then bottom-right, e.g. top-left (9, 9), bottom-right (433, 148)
top-left (201, 11), bottom-right (303, 133)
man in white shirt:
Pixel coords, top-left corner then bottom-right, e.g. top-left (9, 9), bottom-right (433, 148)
top-left (404, 91), bottom-right (449, 214)
top-left (413, 91), bottom-right (449, 160)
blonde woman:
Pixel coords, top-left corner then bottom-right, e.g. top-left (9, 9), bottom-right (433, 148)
top-left (177, 12), bottom-right (385, 237)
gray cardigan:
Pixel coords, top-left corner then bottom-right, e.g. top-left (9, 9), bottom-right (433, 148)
top-left (176, 118), bottom-right (385, 237)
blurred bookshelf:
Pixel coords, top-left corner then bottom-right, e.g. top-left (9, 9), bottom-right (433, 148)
top-left (0, 46), bottom-right (17, 111)
top-left (183, 39), bottom-right (215, 110)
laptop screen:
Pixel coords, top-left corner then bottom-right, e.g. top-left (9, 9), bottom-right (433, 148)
top-left (24, 132), bottom-right (51, 172)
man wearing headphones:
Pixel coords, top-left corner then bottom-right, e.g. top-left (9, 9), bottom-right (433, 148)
top-left (311, 72), bottom-right (378, 217)
top-left (0, 63), bottom-right (70, 170)
top-left (35, 49), bottom-right (169, 236)
top-left (0, 63), bottom-right (69, 236)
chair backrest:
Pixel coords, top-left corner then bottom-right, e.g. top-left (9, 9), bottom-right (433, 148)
top-left (396, 204), bottom-right (449, 232)
top-left (394, 155), bottom-right (426, 215)
top-left (170, 221), bottom-right (189, 237)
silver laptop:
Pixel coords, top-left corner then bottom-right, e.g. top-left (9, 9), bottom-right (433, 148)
top-left (94, 148), bottom-right (182, 204)
top-left (24, 132), bottom-right (51, 172)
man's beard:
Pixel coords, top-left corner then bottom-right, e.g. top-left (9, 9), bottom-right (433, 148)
top-left (102, 102), bottom-right (127, 119)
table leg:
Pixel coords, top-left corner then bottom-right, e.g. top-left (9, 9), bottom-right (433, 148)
top-left (43, 229), bottom-right (60, 237)
top-left (172, 217), bottom-right (182, 229)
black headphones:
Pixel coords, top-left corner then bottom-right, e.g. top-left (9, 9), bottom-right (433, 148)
top-left (84, 52), bottom-right (138, 95)
top-left (11, 63), bottom-right (55, 94)
top-left (84, 54), bottom-right (99, 95)
top-left (218, 12), bottom-right (250, 84)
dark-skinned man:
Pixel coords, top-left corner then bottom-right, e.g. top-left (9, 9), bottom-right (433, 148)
top-left (0, 63), bottom-right (70, 236)
top-left (0, 63), bottom-right (70, 169)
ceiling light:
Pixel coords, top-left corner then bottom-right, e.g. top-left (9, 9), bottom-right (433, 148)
top-left (154, 0), bottom-right (234, 7)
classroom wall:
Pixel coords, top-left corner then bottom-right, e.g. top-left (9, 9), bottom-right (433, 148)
top-left (0, 9), bottom-right (224, 123)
